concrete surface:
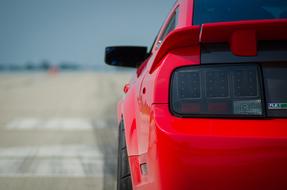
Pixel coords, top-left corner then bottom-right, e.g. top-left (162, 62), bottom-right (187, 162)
top-left (0, 72), bottom-right (131, 190)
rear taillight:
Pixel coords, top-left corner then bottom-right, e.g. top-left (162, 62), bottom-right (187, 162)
top-left (170, 64), bottom-right (264, 117)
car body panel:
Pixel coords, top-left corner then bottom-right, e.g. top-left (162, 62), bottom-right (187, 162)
top-left (152, 104), bottom-right (287, 190)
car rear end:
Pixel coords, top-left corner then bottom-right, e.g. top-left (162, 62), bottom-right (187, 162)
top-left (147, 0), bottom-right (287, 189)
top-left (152, 60), bottom-right (287, 190)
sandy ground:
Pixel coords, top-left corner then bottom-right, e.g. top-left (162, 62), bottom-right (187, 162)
top-left (0, 71), bottom-right (131, 190)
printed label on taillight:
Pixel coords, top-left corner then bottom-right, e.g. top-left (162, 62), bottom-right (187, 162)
top-left (268, 103), bottom-right (287, 110)
top-left (233, 100), bottom-right (262, 115)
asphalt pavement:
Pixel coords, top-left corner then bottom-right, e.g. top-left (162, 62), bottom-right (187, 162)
top-left (0, 72), bottom-right (131, 190)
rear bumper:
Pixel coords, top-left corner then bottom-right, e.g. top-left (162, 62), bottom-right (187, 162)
top-left (134, 104), bottom-right (287, 190)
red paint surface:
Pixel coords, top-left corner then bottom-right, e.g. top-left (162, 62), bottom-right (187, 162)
top-left (230, 30), bottom-right (257, 56)
top-left (199, 19), bottom-right (287, 43)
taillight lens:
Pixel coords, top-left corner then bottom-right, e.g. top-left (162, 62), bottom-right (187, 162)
top-left (170, 64), bottom-right (264, 117)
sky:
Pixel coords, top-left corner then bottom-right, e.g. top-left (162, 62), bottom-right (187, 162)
top-left (0, 0), bottom-right (175, 65)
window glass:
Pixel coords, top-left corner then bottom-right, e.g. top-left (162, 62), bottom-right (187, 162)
top-left (193, 0), bottom-right (287, 25)
top-left (159, 9), bottom-right (178, 42)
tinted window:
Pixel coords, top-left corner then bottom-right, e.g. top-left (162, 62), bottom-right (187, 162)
top-left (263, 63), bottom-right (287, 117)
top-left (193, 0), bottom-right (287, 25)
top-left (159, 9), bottom-right (178, 41)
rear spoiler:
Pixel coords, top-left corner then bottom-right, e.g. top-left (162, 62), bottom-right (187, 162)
top-left (150, 19), bottom-right (287, 73)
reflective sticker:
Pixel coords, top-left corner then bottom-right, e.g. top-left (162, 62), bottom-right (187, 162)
top-left (233, 100), bottom-right (262, 115)
top-left (268, 103), bottom-right (287, 110)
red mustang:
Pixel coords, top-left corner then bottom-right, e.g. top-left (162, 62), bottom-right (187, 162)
top-left (105, 0), bottom-right (287, 189)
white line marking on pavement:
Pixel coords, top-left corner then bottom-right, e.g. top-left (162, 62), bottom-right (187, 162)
top-left (0, 145), bottom-right (104, 177)
top-left (6, 118), bottom-right (108, 130)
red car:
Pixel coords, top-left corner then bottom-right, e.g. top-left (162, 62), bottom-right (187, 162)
top-left (105, 0), bottom-right (287, 189)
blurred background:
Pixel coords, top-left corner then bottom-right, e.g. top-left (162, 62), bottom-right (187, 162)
top-left (0, 0), bottom-right (175, 190)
